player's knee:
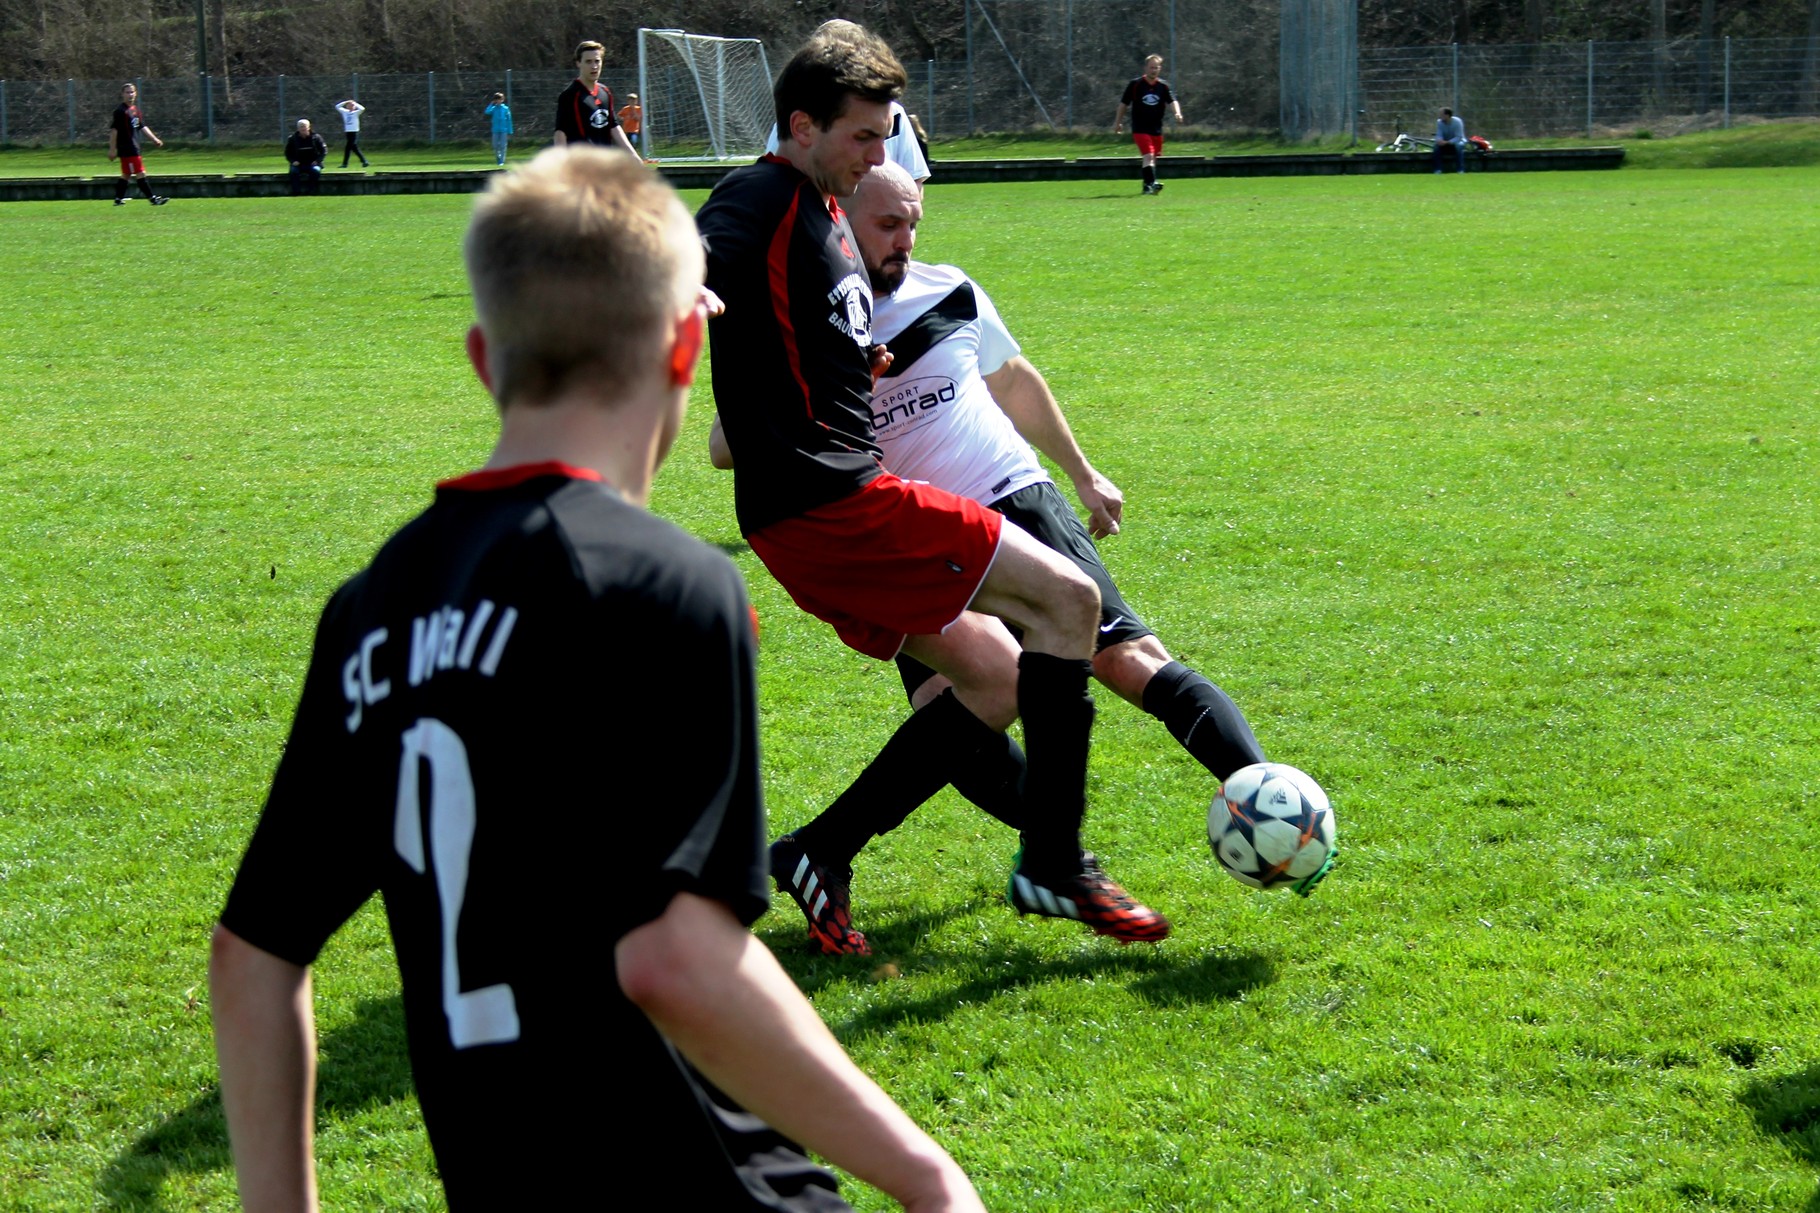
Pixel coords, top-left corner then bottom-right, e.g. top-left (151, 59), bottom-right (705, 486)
top-left (1046, 562), bottom-right (1100, 640)
top-left (1093, 636), bottom-right (1170, 706)
top-left (951, 681), bottom-right (1018, 731)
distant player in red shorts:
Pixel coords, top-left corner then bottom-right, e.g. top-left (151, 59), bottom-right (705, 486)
top-left (109, 83), bottom-right (168, 207)
top-left (697, 22), bottom-right (1169, 954)
top-left (1114, 55), bottom-right (1182, 195)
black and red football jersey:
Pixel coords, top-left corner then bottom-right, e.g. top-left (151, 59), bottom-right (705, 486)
top-left (111, 104), bottom-right (143, 157)
top-left (1121, 76), bottom-right (1176, 136)
top-left (219, 463), bottom-right (839, 1209)
top-left (695, 156), bottom-right (883, 536)
top-left (554, 79), bottom-right (620, 145)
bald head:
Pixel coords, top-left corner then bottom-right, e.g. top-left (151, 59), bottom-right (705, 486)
top-left (848, 162), bottom-right (923, 295)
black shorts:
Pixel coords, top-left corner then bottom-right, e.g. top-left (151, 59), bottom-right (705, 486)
top-left (894, 480), bottom-right (1153, 698)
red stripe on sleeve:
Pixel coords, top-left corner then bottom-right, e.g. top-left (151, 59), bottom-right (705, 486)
top-left (765, 189), bottom-right (815, 419)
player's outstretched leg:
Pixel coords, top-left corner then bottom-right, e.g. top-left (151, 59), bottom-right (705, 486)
top-left (1008, 849), bottom-right (1170, 942)
top-left (775, 689), bottom-right (1013, 954)
top-left (1003, 650), bottom-right (1170, 942)
top-left (770, 833), bottom-right (870, 957)
top-left (1136, 659), bottom-right (1264, 778)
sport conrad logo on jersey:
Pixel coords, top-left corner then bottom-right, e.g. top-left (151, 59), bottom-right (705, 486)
top-left (871, 375), bottom-right (958, 435)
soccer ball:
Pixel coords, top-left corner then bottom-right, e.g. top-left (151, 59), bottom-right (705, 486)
top-left (1209, 762), bottom-right (1336, 892)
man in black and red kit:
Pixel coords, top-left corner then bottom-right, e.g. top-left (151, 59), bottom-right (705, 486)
top-left (209, 146), bottom-right (983, 1213)
top-left (553, 39), bottom-right (638, 156)
top-left (695, 22), bottom-right (1169, 955)
top-left (109, 83), bottom-right (168, 206)
top-left (1114, 55), bottom-right (1183, 195)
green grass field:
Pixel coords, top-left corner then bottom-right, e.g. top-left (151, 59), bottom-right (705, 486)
top-left (2, 164), bottom-right (1817, 1210)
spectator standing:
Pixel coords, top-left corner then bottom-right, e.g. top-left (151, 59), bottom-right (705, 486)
top-left (1433, 107), bottom-right (1468, 173)
top-left (108, 83), bottom-right (168, 206)
top-left (618, 92), bottom-right (643, 153)
top-left (552, 40), bottom-right (637, 155)
top-left (485, 93), bottom-right (514, 165)
top-left (285, 119), bottom-right (327, 195)
top-left (335, 99), bottom-right (370, 168)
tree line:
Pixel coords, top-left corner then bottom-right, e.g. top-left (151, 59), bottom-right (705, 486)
top-left (3, 0), bottom-right (1814, 83)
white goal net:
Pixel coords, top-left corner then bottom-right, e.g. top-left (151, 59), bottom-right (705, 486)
top-left (636, 29), bottom-right (775, 162)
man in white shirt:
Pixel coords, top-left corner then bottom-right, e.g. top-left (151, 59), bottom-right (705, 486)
top-left (335, 98), bottom-right (369, 168)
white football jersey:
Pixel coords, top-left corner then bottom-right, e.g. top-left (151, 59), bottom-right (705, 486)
top-left (869, 262), bottom-right (1048, 507)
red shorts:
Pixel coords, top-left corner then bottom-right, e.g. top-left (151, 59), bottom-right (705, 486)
top-left (119, 155), bottom-right (145, 177)
top-left (1133, 134), bottom-right (1163, 157)
top-left (747, 472), bottom-right (1003, 660)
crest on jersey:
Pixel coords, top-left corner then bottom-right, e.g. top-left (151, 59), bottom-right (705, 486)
top-left (589, 108), bottom-right (611, 128)
top-left (826, 272), bottom-right (872, 346)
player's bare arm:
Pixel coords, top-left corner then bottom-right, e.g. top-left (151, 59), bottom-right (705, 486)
top-left (982, 356), bottom-right (1123, 538)
top-left (1113, 102), bottom-right (1129, 133)
top-left (143, 124), bottom-right (164, 148)
top-left (617, 893), bottom-right (985, 1213)
top-left (610, 124), bottom-right (638, 156)
top-left (108, 130), bottom-right (117, 161)
top-left (209, 925), bottom-right (319, 1213)
top-left (707, 412), bottom-right (733, 469)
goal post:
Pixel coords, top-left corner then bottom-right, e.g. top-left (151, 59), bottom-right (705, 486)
top-left (636, 28), bottom-right (775, 162)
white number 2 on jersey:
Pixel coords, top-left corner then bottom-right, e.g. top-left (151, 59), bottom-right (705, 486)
top-left (393, 718), bottom-right (522, 1049)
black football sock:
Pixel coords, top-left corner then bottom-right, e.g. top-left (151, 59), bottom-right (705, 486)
top-left (946, 729), bottom-right (1027, 833)
top-left (1143, 165), bottom-right (1157, 188)
top-left (1014, 651), bottom-right (1095, 880)
top-left (792, 689), bottom-right (1002, 871)
top-left (1141, 660), bottom-right (1266, 780)
top-left (137, 177), bottom-right (156, 199)
top-left (114, 178), bottom-right (128, 201)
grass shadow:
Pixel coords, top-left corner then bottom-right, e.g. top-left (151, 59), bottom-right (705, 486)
top-left (1740, 1065), bottom-right (1820, 1212)
top-left (764, 885), bottom-right (1276, 1035)
top-left (758, 898), bottom-right (983, 996)
top-left (1125, 946), bottom-right (1276, 1007)
top-left (96, 995), bottom-right (415, 1211)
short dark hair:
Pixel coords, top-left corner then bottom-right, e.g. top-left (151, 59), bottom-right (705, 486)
top-left (773, 23), bottom-right (906, 134)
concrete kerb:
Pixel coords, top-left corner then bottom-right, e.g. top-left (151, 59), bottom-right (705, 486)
top-left (0, 148), bottom-right (1623, 203)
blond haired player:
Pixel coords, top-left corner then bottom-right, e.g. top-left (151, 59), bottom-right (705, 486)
top-left (210, 146), bottom-right (982, 1213)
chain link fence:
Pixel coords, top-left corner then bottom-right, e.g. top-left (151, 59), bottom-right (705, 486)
top-left (0, 67), bottom-right (637, 148)
top-left (1361, 38), bottom-right (1820, 141)
top-left (2, 36), bottom-right (1816, 148)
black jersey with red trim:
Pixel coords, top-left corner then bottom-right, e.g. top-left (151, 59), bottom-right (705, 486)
top-left (554, 79), bottom-right (621, 145)
top-left (111, 104), bottom-right (143, 157)
top-left (1121, 76), bottom-right (1175, 136)
top-left (696, 155), bottom-right (882, 536)
top-left (219, 464), bottom-right (840, 1210)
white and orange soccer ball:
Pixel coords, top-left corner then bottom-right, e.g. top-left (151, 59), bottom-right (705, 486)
top-left (1209, 762), bottom-right (1337, 894)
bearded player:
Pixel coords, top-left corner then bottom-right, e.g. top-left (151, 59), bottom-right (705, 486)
top-left (717, 162), bottom-right (1323, 939)
top-left (696, 24), bottom-right (1168, 956)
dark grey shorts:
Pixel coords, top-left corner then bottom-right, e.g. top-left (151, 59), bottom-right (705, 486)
top-left (894, 479), bottom-right (1153, 698)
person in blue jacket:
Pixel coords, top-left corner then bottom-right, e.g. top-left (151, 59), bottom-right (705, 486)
top-left (485, 93), bottom-right (515, 166)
